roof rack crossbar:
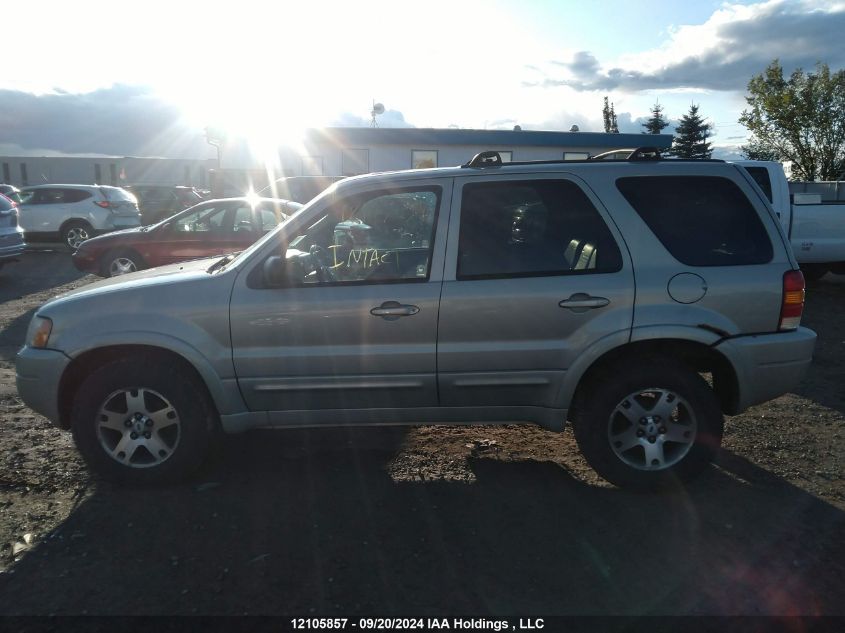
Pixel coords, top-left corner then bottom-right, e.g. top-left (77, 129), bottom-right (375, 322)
top-left (462, 151), bottom-right (504, 168)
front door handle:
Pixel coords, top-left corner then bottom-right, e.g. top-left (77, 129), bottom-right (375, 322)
top-left (558, 293), bottom-right (610, 312)
top-left (370, 301), bottom-right (420, 319)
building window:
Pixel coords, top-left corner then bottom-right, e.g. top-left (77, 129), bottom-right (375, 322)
top-left (498, 151), bottom-right (513, 162)
top-left (20, 163), bottom-right (28, 186)
top-left (563, 152), bottom-right (590, 161)
top-left (109, 163), bottom-right (117, 185)
top-left (342, 148), bottom-right (369, 176)
top-left (301, 156), bottom-right (324, 176)
top-left (2, 163), bottom-right (9, 183)
top-left (94, 163), bottom-right (102, 183)
top-left (412, 150), bottom-right (438, 169)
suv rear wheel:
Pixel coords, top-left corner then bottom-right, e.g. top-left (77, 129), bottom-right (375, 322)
top-left (62, 220), bottom-right (93, 251)
top-left (573, 356), bottom-right (724, 489)
top-left (71, 357), bottom-right (215, 484)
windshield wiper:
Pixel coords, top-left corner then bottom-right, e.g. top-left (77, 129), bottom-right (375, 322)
top-left (207, 253), bottom-right (236, 273)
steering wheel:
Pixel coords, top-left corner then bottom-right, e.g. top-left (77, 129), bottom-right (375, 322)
top-left (309, 245), bottom-right (334, 283)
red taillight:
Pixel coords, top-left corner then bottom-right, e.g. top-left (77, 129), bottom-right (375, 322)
top-left (94, 200), bottom-right (112, 208)
top-left (779, 270), bottom-right (805, 330)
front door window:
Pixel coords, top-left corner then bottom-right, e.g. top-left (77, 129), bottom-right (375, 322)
top-left (283, 187), bottom-right (440, 285)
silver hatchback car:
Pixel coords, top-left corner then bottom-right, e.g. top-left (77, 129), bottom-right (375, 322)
top-left (16, 151), bottom-right (817, 488)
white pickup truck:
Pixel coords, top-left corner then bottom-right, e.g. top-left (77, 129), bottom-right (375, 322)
top-left (737, 161), bottom-right (845, 280)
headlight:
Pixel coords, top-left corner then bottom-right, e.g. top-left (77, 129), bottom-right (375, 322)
top-left (28, 316), bottom-right (53, 348)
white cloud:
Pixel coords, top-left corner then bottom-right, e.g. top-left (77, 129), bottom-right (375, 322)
top-left (528, 0), bottom-right (845, 92)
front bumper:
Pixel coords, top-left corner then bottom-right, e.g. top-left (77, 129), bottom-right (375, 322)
top-left (16, 346), bottom-right (72, 427)
top-left (715, 326), bottom-right (817, 413)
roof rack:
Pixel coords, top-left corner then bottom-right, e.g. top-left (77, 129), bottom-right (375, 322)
top-left (589, 147), bottom-right (663, 161)
top-left (461, 147), bottom-right (724, 168)
top-left (462, 151), bottom-right (504, 168)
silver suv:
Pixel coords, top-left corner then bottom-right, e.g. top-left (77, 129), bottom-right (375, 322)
top-left (16, 151), bottom-right (817, 488)
top-left (18, 184), bottom-right (141, 249)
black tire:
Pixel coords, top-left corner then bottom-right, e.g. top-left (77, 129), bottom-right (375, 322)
top-left (70, 356), bottom-right (216, 485)
top-left (573, 356), bottom-right (724, 490)
top-left (101, 249), bottom-right (145, 277)
top-left (800, 264), bottom-right (828, 283)
top-left (61, 220), bottom-right (93, 251)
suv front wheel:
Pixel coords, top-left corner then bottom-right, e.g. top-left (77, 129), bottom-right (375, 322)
top-left (573, 356), bottom-right (724, 489)
top-left (71, 356), bottom-right (215, 484)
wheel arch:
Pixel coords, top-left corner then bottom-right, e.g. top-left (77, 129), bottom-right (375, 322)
top-left (57, 344), bottom-right (224, 430)
top-left (564, 334), bottom-right (741, 421)
top-left (58, 217), bottom-right (93, 235)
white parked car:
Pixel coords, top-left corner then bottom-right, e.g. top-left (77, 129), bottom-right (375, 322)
top-left (18, 184), bottom-right (141, 249)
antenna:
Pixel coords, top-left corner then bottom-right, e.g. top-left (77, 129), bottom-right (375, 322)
top-left (370, 101), bottom-right (385, 127)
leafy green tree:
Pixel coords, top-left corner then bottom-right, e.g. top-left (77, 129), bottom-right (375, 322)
top-left (740, 138), bottom-right (780, 162)
top-left (739, 60), bottom-right (845, 180)
top-left (671, 103), bottom-right (712, 159)
top-left (642, 101), bottom-right (669, 134)
top-left (602, 96), bottom-right (619, 133)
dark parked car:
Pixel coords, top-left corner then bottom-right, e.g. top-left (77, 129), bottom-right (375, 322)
top-left (258, 176), bottom-right (344, 203)
top-left (72, 197), bottom-right (301, 277)
top-left (125, 185), bottom-right (206, 225)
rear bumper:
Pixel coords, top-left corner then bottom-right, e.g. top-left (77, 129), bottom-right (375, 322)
top-left (715, 327), bottom-right (817, 413)
top-left (0, 229), bottom-right (25, 262)
top-left (16, 346), bottom-right (72, 427)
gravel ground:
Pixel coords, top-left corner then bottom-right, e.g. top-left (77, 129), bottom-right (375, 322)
top-left (0, 250), bottom-right (842, 616)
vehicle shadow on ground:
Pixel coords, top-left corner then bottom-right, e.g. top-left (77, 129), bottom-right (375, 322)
top-left (0, 307), bottom-right (38, 361)
top-left (0, 427), bottom-right (842, 616)
top-left (0, 249), bottom-right (86, 299)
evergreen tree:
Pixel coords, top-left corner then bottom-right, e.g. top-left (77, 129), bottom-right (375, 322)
top-left (602, 96), bottom-right (620, 133)
top-left (642, 101), bottom-right (669, 134)
top-left (671, 103), bottom-right (712, 158)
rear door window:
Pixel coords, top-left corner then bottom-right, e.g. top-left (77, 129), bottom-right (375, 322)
top-left (616, 176), bottom-right (773, 266)
top-left (30, 189), bottom-right (66, 204)
top-left (456, 179), bottom-right (622, 280)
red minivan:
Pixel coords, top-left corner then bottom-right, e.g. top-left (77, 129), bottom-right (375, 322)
top-left (72, 197), bottom-right (301, 277)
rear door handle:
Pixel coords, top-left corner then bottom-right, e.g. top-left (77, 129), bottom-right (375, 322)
top-left (558, 293), bottom-right (610, 312)
top-left (370, 301), bottom-right (420, 318)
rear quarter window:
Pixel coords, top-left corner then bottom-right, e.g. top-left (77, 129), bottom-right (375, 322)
top-left (616, 175), bottom-right (773, 266)
top-left (63, 189), bottom-right (93, 203)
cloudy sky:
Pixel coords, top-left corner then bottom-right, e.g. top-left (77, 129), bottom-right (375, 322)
top-left (2, 0), bottom-right (844, 160)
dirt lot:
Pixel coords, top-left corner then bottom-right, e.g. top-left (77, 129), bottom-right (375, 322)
top-left (0, 249), bottom-right (842, 616)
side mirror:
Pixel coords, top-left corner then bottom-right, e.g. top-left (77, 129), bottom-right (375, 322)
top-left (263, 254), bottom-right (307, 287)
